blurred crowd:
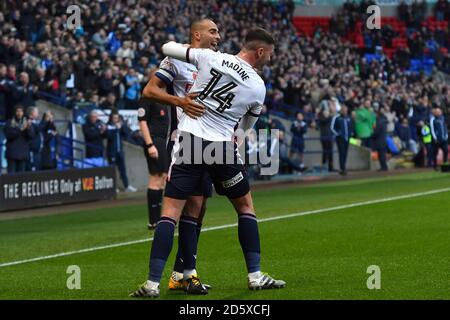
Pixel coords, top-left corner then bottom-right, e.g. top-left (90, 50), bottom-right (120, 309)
top-left (0, 0), bottom-right (295, 120)
top-left (0, 102), bottom-right (138, 191)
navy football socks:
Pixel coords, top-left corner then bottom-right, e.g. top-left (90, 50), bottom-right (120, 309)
top-left (173, 220), bottom-right (203, 274)
top-left (178, 215), bottom-right (199, 271)
top-left (148, 217), bottom-right (176, 282)
top-left (238, 213), bottom-right (261, 273)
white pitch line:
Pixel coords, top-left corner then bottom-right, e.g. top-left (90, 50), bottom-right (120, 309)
top-left (1, 187), bottom-right (449, 268)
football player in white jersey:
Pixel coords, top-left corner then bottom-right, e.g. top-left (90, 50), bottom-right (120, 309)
top-left (133, 19), bottom-right (219, 296)
top-left (131, 28), bottom-right (285, 298)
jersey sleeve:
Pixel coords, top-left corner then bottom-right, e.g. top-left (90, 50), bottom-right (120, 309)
top-left (155, 57), bottom-right (178, 87)
top-left (186, 48), bottom-right (216, 68)
top-left (246, 85), bottom-right (266, 117)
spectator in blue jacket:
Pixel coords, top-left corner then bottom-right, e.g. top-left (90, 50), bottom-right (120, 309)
top-left (430, 107), bottom-right (449, 168)
top-left (290, 112), bottom-right (308, 170)
top-left (82, 110), bottom-right (106, 159)
top-left (331, 105), bottom-right (353, 175)
top-left (4, 104), bottom-right (35, 173)
top-left (123, 68), bottom-right (141, 110)
top-left (106, 112), bottom-right (136, 192)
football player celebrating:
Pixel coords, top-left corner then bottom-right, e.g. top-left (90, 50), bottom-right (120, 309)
top-left (131, 27), bottom-right (285, 298)
top-left (133, 18), bottom-right (220, 295)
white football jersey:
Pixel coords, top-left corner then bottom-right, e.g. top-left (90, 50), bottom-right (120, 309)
top-left (155, 57), bottom-right (198, 121)
top-left (178, 48), bottom-right (265, 141)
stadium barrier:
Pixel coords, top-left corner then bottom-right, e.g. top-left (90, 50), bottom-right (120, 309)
top-left (0, 166), bottom-right (116, 212)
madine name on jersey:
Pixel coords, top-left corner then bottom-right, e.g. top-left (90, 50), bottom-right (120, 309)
top-left (221, 60), bottom-right (250, 81)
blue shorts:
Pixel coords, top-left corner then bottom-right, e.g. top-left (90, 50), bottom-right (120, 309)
top-left (165, 132), bottom-right (250, 200)
top-left (290, 138), bottom-right (305, 154)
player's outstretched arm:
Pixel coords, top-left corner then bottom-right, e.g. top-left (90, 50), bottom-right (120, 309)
top-left (161, 41), bottom-right (189, 62)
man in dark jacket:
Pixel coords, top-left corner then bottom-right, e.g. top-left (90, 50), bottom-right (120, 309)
top-left (82, 110), bottom-right (106, 158)
top-left (317, 109), bottom-right (334, 171)
top-left (331, 105), bottom-right (353, 175)
top-left (4, 104), bottom-right (35, 173)
top-left (430, 107), bottom-right (449, 168)
top-left (40, 111), bottom-right (59, 170)
top-left (373, 109), bottom-right (389, 171)
top-left (106, 112), bottom-right (136, 192)
top-left (14, 72), bottom-right (38, 108)
top-left (26, 106), bottom-right (44, 171)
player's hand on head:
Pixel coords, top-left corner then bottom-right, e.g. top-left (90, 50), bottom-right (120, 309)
top-left (179, 93), bottom-right (205, 119)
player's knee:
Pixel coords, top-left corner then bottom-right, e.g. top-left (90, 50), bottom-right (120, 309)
top-left (160, 174), bottom-right (168, 190)
top-left (230, 192), bottom-right (255, 215)
top-left (183, 197), bottom-right (204, 218)
top-left (149, 173), bottom-right (166, 189)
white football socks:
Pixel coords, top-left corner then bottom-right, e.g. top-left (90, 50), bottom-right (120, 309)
top-left (173, 271), bottom-right (184, 281)
top-left (146, 280), bottom-right (159, 290)
top-left (183, 269), bottom-right (197, 280)
top-left (248, 271), bottom-right (262, 280)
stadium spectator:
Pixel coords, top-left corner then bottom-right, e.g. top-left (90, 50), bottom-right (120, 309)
top-left (105, 111), bottom-right (137, 192)
top-left (290, 112), bottom-right (308, 170)
top-left (373, 109), bottom-right (389, 171)
top-left (25, 106), bottom-right (43, 171)
top-left (92, 28), bottom-right (108, 52)
top-left (434, 0), bottom-right (449, 21)
top-left (0, 63), bottom-right (9, 121)
top-left (418, 120), bottom-right (434, 167)
top-left (430, 107), bottom-right (449, 168)
top-left (383, 105), bottom-right (397, 136)
top-left (302, 104), bottom-right (317, 128)
top-left (123, 68), bottom-right (141, 110)
top-left (15, 72), bottom-right (38, 108)
top-left (331, 105), bottom-right (353, 175)
top-left (4, 104), bottom-right (35, 173)
top-left (272, 130), bottom-right (303, 174)
top-left (40, 111), bottom-right (58, 170)
top-left (100, 93), bottom-right (118, 110)
top-left (82, 110), bottom-right (106, 159)
top-left (255, 104), bottom-right (272, 136)
top-left (97, 69), bottom-right (115, 97)
top-left (355, 100), bottom-right (376, 149)
top-left (396, 117), bottom-right (413, 152)
top-left (317, 109), bottom-right (335, 172)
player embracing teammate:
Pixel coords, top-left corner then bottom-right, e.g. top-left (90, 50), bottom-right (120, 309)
top-left (131, 24), bottom-right (285, 298)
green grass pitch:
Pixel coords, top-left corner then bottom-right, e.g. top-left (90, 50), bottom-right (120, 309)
top-left (0, 172), bottom-right (449, 300)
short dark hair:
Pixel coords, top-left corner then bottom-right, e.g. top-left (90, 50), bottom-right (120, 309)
top-left (244, 28), bottom-right (275, 50)
top-left (190, 17), bottom-right (215, 38)
top-left (14, 104), bottom-right (24, 112)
